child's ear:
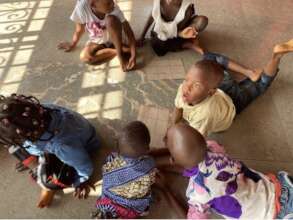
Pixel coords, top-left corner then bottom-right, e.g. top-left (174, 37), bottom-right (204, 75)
top-left (208, 88), bottom-right (217, 96)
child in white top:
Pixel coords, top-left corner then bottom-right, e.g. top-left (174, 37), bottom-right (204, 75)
top-left (138, 0), bottom-right (208, 56)
top-left (58, 0), bottom-right (136, 72)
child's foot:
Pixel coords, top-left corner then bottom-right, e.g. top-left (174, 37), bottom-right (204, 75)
top-left (246, 68), bottom-right (263, 82)
top-left (183, 38), bottom-right (206, 55)
top-left (273, 39), bottom-right (293, 54)
top-left (37, 189), bottom-right (55, 208)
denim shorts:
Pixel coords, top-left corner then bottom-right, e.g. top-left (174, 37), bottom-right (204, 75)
top-left (276, 171), bottom-right (293, 219)
top-left (203, 52), bottom-right (277, 114)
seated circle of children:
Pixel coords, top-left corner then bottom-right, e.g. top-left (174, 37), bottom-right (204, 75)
top-left (0, 94), bottom-right (99, 208)
top-left (173, 39), bottom-right (293, 136)
top-left (94, 121), bottom-right (157, 219)
top-left (164, 122), bottom-right (293, 219)
top-left (58, 0), bottom-right (136, 72)
top-left (138, 0), bottom-right (208, 56)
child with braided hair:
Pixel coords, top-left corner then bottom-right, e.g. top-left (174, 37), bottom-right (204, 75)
top-left (0, 94), bottom-right (99, 208)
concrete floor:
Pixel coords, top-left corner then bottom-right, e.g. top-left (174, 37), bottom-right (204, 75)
top-left (0, 0), bottom-right (293, 218)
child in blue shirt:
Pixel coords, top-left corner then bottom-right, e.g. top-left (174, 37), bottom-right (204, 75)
top-left (0, 94), bottom-right (99, 208)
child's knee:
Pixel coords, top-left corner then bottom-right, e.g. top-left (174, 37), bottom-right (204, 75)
top-left (196, 15), bottom-right (209, 32)
top-left (80, 51), bottom-right (92, 64)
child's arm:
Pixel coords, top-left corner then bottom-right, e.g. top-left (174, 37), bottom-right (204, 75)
top-left (172, 107), bottom-right (183, 124)
top-left (137, 13), bottom-right (154, 47)
top-left (178, 5), bottom-right (198, 39)
top-left (122, 21), bottom-right (136, 70)
top-left (226, 58), bottom-right (255, 78)
top-left (58, 23), bottom-right (85, 52)
top-left (203, 52), bottom-right (258, 80)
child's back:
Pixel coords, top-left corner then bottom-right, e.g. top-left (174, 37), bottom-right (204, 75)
top-left (95, 121), bottom-right (157, 219)
top-left (185, 141), bottom-right (276, 219)
top-left (165, 123), bottom-right (293, 219)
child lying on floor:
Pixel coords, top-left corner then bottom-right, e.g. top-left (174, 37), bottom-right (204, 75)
top-left (173, 39), bottom-right (293, 136)
top-left (162, 122), bottom-right (293, 219)
top-left (138, 0), bottom-right (208, 56)
top-left (0, 94), bottom-right (99, 208)
top-left (94, 121), bottom-right (157, 219)
top-left (58, 0), bottom-right (136, 71)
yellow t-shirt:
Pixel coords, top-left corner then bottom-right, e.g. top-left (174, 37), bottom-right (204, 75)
top-left (175, 84), bottom-right (236, 136)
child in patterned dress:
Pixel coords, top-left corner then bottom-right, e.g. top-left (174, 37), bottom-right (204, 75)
top-left (94, 121), bottom-right (157, 219)
top-left (160, 122), bottom-right (293, 219)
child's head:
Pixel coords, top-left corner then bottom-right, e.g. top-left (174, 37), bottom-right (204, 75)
top-left (164, 122), bottom-right (206, 169)
top-left (182, 60), bottom-right (224, 105)
top-left (118, 121), bottom-right (151, 158)
top-left (0, 94), bottom-right (49, 146)
top-left (90, 0), bottom-right (115, 14)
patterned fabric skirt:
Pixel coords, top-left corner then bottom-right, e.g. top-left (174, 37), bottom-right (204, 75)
top-left (95, 197), bottom-right (140, 219)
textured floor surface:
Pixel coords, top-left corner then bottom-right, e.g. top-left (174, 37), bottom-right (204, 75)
top-left (0, 0), bottom-right (293, 218)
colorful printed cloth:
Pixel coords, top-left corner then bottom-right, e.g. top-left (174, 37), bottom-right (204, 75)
top-left (96, 197), bottom-right (140, 219)
top-left (185, 141), bottom-right (276, 219)
top-left (96, 153), bottom-right (156, 218)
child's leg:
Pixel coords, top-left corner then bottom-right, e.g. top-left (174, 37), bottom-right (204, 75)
top-left (181, 15), bottom-right (208, 55)
top-left (106, 15), bottom-right (129, 71)
top-left (220, 40), bottom-right (293, 113)
top-left (80, 43), bottom-right (117, 65)
top-left (203, 52), bottom-right (262, 81)
top-left (37, 189), bottom-right (56, 208)
top-left (189, 15), bottom-right (209, 33)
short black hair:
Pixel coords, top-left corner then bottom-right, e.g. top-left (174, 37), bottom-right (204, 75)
top-left (194, 59), bottom-right (224, 88)
top-left (121, 121), bottom-right (150, 148)
top-left (118, 121), bottom-right (151, 157)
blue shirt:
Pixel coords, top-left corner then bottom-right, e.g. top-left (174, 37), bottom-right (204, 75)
top-left (23, 104), bottom-right (99, 187)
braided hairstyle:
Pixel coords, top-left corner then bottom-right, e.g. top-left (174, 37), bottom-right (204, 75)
top-left (0, 94), bottom-right (52, 147)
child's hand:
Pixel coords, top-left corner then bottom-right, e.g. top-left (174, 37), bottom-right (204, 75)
top-left (127, 54), bottom-right (136, 71)
top-left (57, 42), bottom-right (75, 52)
top-left (179, 27), bottom-right (198, 39)
top-left (74, 181), bottom-right (95, 199)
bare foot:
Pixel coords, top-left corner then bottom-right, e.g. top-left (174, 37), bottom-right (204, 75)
top-left (183, 38), bottom-right (205, 55)
top-left (37, 189), bottom-right (56, 208)
top-left (246, 68), bottom-right (263, 82)
top-left (273, 39), bottom-right (293, 54)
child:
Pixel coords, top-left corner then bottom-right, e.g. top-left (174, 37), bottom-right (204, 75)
top-left (161, 122), bottom-right (293, 219)
top-left (0, 94), bottom-right (99, 208)
top-left (94, 121), bottom-right (156, 219)
top-left (58, 0), bottom-right (136, 72)
top-left (138, 0), bottom-right (208, 56)
top-left (173, 39), bottom-right (293, 136)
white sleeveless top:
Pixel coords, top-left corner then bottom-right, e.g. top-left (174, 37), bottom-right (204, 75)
top-left (152, 0), bottom-right (195, 41)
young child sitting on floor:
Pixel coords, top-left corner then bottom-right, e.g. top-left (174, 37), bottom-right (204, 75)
top-left (173, 39), bottom-right (293, 136)
top-left (162, 122), bottom-right (293, 219)
top-left (94, 121), bottom-right (157, 219)
top-left (58, 0), bottom-right (136, 71)
top-left (138, 0), bottom-right (208, 56)
top-left (0, 94), bottom-right (99, 208)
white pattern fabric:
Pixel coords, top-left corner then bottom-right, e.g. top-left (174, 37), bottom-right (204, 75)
top-left (186, 142), bottom-right (276, 219)
top-left (70, 0), bottom-right (126, 44)
top-left (152, 0), bottom-right (195, 41)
